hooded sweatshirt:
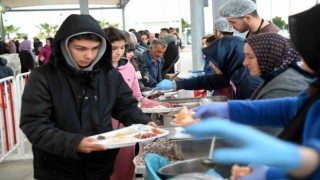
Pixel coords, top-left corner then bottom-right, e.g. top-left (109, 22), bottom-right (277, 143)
top-left (20, 14), bottom-right (152, 180)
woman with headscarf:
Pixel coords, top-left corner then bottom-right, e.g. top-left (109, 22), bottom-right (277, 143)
top-left (244, 33), bottom-right (313, 136)
top-left (155, 36), bottom-right (263, 100)
top-left (185, 5), bottom-right (320, 180)
top-left (245, 33), bottom-right (312, 100)
top-left (38, 37), bottom-right (54, 65)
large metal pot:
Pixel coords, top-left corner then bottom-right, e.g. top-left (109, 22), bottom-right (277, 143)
top-left (172, 139), bottom-right (211, 160)
top-left (172, 138), bottom-right (232, 160)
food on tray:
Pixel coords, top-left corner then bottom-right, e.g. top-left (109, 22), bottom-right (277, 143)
top-left (231, 164), bottom-right (252, 180)
top-left (114, 130), bottom-right (136, 137)
top-left (96, 130), bottom-right (136, 141)
top-left (97, 130), bottom-right (137, 141)
top-left (152, 128), bottom-right (164, 134)
top-left (175, 106), bottom-right (200, 126)
top-left (92, 124), bottom-right (169, 149)
top-left (141, 104), bottom-right (167, 109)
top-left (107, 136), bottom-right (138, 144)
top-left (135, 132), bottom-right (157, 139)
top-left (139, 125), bottom-right (163, 134)
top-left (97, 135), bottom-right (106, 140)
top-left (141, 103), bottom-right (179, 109)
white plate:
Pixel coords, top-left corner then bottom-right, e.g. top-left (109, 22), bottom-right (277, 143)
top-left (141, 107), bottom-right (181, 113)
top-left (90, 124), bottom-right (169, 149)
top-left (142, 89), bottom-right (174, 96)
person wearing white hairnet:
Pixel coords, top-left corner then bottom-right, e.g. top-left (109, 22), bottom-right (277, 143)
top-left (219, 0), bottom-right (280, 38)
top-left (214, 18), bottom-right (234, 39)
top-left (185, 4), bottom-right (320, 180)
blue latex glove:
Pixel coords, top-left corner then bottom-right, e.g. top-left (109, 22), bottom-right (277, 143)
top-left (153, 79), bottom-right (174, 90)
top-left (206, 169), bottom-right (223, 179)
top-left (193, 102), bottom-right (229, 119)
top-left (238, 165), bottom-right (268, 180)
top-left (184, 119), bottom-right (301, 172)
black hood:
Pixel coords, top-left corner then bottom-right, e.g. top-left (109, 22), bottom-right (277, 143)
top-left (289, 5), bottom-right (320, 77)
top-left (53, 14), bottom-right (112, 71)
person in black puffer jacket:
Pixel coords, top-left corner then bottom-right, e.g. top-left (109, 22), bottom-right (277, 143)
top-left (20, 14), bottom-right (157, 180)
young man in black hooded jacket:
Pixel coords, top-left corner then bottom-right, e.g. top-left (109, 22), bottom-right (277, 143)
top-left (20, 14), bottom-right (156, 180)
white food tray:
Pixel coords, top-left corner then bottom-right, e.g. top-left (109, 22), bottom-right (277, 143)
top-left (90, 124), bottom-right (169, 149)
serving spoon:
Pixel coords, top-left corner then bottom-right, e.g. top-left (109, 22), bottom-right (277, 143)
top-left (201, 137), bottom-right (217, 168)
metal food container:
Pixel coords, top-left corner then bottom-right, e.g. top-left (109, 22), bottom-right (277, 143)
top-left (158, 96), bottom-right (228, 126)
top-left (159, 96), bottom-right (227, 106)
top-left (171, 138), bottom-right (232, 160)
top-left (162, 127), bottom-right (232, 160)
top-left (172, 139), bottom-right (212, 160)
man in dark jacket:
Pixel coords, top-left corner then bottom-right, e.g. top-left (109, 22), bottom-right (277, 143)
top-left (143, 39), bottom-right (167, 86)
top-left (0, 57), bottom-right (13, 78)
top-left (33, 37), bottom-right (43, 55)
top-left (20, 14), bottom-right (156, 180)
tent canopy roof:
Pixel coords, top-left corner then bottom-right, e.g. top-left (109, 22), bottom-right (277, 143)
top-left (0, 0), bottom-right (128, 10)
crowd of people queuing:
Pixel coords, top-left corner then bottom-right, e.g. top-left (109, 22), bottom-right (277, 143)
top-left (0, 35), bottom-right (55, 75)
top-left (12, 0), bottom-right (320, 179)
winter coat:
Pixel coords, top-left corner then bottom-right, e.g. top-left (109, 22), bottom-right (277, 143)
top-left (38, 44), bottom-right (53, 64)
top-left (20, 14), bottom-right (152, 180)
top-left (19, 50), bottom-right (34, 73)
top-left (0, 57), bottom-right (13, 78)
top-left (143, 50), bottom-right (164, 84)
top-left (117, 58), bottom-right (143, 101)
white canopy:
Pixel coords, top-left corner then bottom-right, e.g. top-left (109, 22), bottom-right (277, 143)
top-left (0, 0), bottom-right (131, 39)
top-left (0, 0), bottom-right (126, 9)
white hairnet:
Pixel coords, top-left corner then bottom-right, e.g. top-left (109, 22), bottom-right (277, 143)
top-left (219, 0), bottom-right (257, 18)
top-left (214, 18), bottom-right (234, 32)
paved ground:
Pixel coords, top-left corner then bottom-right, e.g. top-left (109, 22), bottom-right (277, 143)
top-left (0, 158), bottom-right (34, 180)
top-left (0, 46), bottom-right (194, 180)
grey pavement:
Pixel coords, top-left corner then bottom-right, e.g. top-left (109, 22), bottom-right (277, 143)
top-left (0, 158), bottom-right (34, 180)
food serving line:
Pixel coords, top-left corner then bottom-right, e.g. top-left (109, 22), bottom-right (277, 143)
top-left (0, 71), bottom-right (232, 178)
top-left (134, 90), bottom-right (230, 179)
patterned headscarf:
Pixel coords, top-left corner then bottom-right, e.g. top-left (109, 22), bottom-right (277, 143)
top-left (245, 33), bottom-right (301, 80)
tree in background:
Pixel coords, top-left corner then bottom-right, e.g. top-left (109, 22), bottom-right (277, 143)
top-left (98, 20), bottom-right (119, 29)
top-left (272, 16), bottom-right (288, 29)
top-left (36, 23), bottom-right (59, 38)
top-left (16, 33), bottom-right (27, 39)
top-left (4, 25), bottom-right (20, 39)
top-left (181, 18), bottom-right (191, 32)
top-left (181, 18), bottom-right (191, 44)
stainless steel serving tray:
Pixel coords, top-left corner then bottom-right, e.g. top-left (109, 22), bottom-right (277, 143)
top-left (159, 96), bottom-right (227, 104)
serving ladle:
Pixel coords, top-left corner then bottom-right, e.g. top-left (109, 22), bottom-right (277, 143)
top-left (201, 137), bottom-right (217, 168)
